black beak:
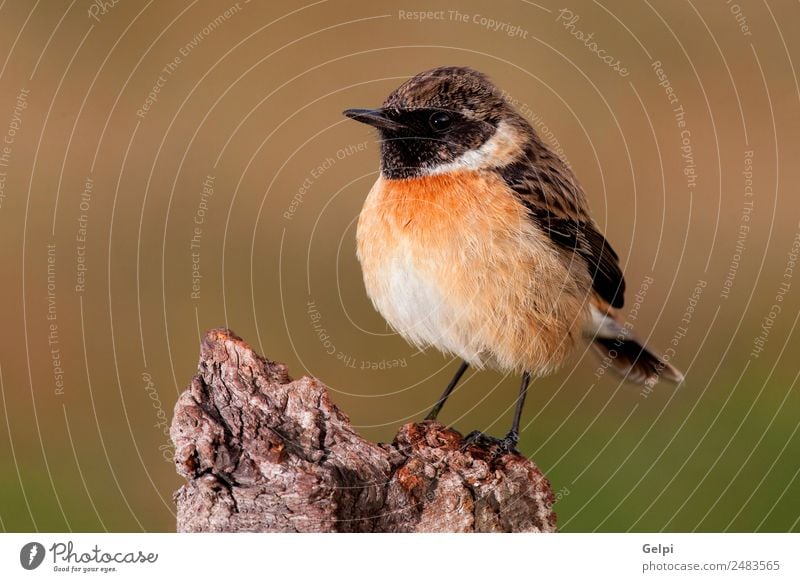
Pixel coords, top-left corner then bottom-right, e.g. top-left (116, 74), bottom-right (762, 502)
top-left (343, 108), bottom-right (405, 131)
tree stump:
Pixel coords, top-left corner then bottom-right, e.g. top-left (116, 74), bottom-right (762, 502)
top-left (170, 328), bottom-right (557, 532)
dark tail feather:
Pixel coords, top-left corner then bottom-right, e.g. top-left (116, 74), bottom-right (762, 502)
top-left (592, 337), bottom-right (684, 385)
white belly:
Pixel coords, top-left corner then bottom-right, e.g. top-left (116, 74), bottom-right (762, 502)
top-left (366, 243), bottom-right (483, 363)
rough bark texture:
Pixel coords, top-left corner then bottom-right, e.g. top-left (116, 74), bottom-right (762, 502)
top-left (171, 328), bottom-right (557, 532)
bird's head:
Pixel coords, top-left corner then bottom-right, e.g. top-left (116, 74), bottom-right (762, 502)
top-left (344, 66), bottom-right (531, 179)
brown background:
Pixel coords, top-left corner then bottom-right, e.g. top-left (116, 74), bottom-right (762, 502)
top-left (0, 0), bottom-right (798, 531)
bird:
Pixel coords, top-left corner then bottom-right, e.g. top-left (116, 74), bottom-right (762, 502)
top-left (343, 66), bottom-right (683, 453)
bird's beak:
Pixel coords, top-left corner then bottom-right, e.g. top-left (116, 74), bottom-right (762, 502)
top-left (343, 108), bottom-right (405, 131)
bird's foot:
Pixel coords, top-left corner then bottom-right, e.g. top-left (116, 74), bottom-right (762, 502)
top-left (461, 429), bottom-right (520, 457)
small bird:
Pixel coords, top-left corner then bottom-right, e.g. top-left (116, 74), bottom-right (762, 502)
top-left (344, 66), bottom-right (683, 453)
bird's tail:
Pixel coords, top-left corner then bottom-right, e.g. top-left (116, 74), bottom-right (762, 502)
top-left (592, 336), bottom-right (684, 385)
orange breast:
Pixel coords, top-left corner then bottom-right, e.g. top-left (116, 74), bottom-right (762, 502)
top-left (363, 170), bottom-right (521, 230)
top-left (356, 170), bottom-right (590, 374)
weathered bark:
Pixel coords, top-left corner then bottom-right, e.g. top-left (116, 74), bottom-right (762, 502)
top-left (171, 328), bottom-right (557, 532)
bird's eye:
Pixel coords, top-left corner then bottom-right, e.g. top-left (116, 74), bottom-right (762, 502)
top-left (428, 111), bottom-right (452, 131)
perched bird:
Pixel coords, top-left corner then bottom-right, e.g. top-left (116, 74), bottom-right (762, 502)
top-left (344, 66), bottom-right (683, 452)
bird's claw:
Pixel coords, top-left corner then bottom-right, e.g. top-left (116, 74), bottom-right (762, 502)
top-left (461, 429), bottom-right (520, 456)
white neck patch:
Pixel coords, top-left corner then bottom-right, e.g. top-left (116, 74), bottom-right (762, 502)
top-left (420, 120), bottom-right (521, 176)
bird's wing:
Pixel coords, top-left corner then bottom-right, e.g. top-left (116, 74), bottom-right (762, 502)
top-left (498, 152), bottom-right (626, 309)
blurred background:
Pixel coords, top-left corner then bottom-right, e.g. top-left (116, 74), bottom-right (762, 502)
top-left (0, 0), bottom-right (798, 532)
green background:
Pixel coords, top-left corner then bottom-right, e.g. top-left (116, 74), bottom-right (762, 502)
top-left (0, 0), bottom-right (798, 532)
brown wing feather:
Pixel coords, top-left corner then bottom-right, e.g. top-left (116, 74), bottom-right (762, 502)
top-left (498, 143), bottom-right (626, 308)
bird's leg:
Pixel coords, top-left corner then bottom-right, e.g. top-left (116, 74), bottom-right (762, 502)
top-left (462, 372), bottom-right (531, 455)
top-left (503, 371), bottom-right (531, 449)
top-left (425, 360), bottom-right (469, 421)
